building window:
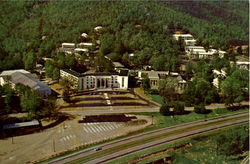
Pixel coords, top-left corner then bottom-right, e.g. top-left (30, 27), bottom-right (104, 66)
top-left (122, 77), bottom-right (124, 88)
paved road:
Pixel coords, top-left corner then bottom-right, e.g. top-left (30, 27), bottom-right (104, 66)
top-left (62, 101), bottom-right (249, 115)
top-left (62, 107), bottom-right (159, 115)
top-left (48, 111), bottom-right (248, 164)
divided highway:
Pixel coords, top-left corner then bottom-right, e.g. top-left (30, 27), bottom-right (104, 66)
top-left (47, 111), bottom-right (249, 164)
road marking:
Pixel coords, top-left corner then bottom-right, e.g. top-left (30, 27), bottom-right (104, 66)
top-left (107, 123), bottom-right (115, 130)
top-left (86, 127), bottom-right (94, 133)
top-left (83, 127), bottom-right (90, 133)
top-left (113, 124), bottom-right (119, 128)
top-left (95, 125), bottom-right (103, 132)
top-left (92, 126), bottom-right (100, 133)
top-left (101, 125), bottom-right (109, 131)
top-left (89, 126), bottom-right (97, 133)
top-left (103, 124), bottom-right (111, 130)
top-left (106, 124), bottom-right (113, 130)
top-left (99, 125), bottom-right (107, 131)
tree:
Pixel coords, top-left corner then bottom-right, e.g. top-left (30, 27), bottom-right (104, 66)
top-left (57, 53), bottom-right (65, 68)
top-left (142, 78), bottom-right (150, 91)
top-left (100, 33), bottom-right (115, 55)
top-left (2, 84), bottom-right (14, 113)
top-left (159, 77), bottom-right (178, 102)
top-left (220, 69), bottom-right (249, 106)
top-left (23, 50), bottom-right (36, 70)
top-left (194, 103), bottom-right (206, 114)
top-left (173, 101), bottom-right (185, 115)
top-left (52, 67), bottom-right (59, 80)
top-left (122, 52), bottom-right (129, 66)
top-left (160, 103), bottom-right (170, 116)
top-left (216, 127), bottom-right (249, 156)
top-left (45, 60), bottom-right (54, 78)
top-left (65, 55), bottom-right (76, 69)
top-left (20, 89), bottom-right (41, 117)
top-left (183, 77), bottom-right (218, 105)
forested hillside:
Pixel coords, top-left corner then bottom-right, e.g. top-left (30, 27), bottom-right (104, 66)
top-left (0, 0), bottom-right (248, 71)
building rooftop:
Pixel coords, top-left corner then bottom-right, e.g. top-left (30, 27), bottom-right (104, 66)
top-left (11, 72), bottom-right (50, 91)
top-left (62, 43), bottom-right (75, 46)
top-left (79, 43), bottom-right (93, 46)
top-left (81, 33), bottom-right (88, 38)
top-left (74, 48), bottom-right (89, 52)
top-left (62, 69), bottom-right (127, 77)
top-left (62, 69), bottom-right (81, 77)
top-left (3, 119), bottom-right (40, 130)
top-left (94, 26), bottom-right (103, 32)
top-left (148, 71), bottom-right (159, 79)
top-left (173, 34), bottom-right (193, 37)
top-left (113, 62), bottom-right (125, 68)
top-left (0, 69), bottom-right (30, 77)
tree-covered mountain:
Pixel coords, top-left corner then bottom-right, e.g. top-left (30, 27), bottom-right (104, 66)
top-left (0, 0), bottom-right (248, 71)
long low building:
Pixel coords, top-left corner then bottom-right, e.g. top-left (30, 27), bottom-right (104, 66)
top-left (10, 72), bottom-right (51, 97)
top-left (185, 46), bottom-right (226, 59)
top-left (0, 69), bottom-right (51, 97)
top-left (60, 69), bottom-right (128, 90)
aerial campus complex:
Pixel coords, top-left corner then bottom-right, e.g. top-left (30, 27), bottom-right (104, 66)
top-left (0, 1), bottom-right (249, 164)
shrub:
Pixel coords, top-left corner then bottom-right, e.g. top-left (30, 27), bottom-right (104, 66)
top-left (173, 101), bottom-right (185, 115)
top-left (194, 103), bottom-right (206, 114)
top-left (160, 103), bottom-right (170, 116)
top-left (148, 89), bottom-right (159, 94)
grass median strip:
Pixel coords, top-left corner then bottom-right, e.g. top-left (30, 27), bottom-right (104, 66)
top-left (66, 115), bottom-right (248, 164)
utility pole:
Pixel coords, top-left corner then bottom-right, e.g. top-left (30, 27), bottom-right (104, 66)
top-left (53, 138), bottom-right (56, 152)
top-left (151, 115), bottom-right (154, 125)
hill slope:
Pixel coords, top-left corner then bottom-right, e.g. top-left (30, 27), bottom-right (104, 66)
top-left (0, 0), bottom-right (248, 71)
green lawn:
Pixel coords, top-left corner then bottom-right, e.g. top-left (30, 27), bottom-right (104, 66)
top-left (145, 93), bottom-right (164, 105)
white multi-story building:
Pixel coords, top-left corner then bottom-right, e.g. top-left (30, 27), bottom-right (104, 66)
top-left (185, 46), bottom-right (226, 60)
top-left (173, 34), bottom-right (194, 41)
top-left (60, 69), bottom-right (128, 90)
top-left (62, 43), bottom-right (76, 49)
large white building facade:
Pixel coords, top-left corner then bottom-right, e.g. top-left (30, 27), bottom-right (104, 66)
top-left (60, 69), bottom-right (128, 90)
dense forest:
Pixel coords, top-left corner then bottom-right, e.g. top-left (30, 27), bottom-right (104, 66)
top-left (0, 0), bottom-right (248, 71)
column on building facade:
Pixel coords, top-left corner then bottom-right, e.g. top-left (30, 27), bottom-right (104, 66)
top-left (95, 77), bottom-right (97, 89)
top-left (103, 78), bottom-right (106, 88)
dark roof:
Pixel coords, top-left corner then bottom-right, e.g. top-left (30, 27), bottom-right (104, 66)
top-left (83, 72), bottom-right (119, 76)
top-left (62, 69), bottom-right (81, 77)
top-left (3, 119), bottom-right (40, 130)
top-left (62, 69), bottom-right (127, 77)
top-left (11, 72), bottom-right (50, 91)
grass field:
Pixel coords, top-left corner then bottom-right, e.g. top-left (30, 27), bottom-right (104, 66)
top-left (145, 93), bottom-right (164, 105)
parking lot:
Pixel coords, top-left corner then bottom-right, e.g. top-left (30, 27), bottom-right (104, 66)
top-left (0, 114), bottom-right (152, 164)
